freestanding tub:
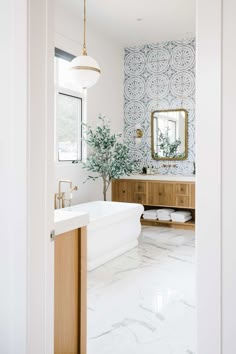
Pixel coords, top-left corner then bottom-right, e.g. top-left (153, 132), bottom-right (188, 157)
top-left (68, 201), bottom-right (144, 271)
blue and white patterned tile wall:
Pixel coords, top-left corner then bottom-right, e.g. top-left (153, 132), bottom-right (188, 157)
top-left (124, 37), bottom-right (195, 175)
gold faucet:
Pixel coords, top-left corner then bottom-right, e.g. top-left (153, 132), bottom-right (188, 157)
top-left (161, 163), bottom-right (177, 168)
top-left (55, 180), bottom-right (78, 209)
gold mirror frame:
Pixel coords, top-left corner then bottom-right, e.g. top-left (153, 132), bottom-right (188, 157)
top-left (151, 109), bottom-right (188, 161)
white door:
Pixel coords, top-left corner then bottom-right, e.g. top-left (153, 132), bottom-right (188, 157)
top-left (0, 0), bottom-right (54, 353)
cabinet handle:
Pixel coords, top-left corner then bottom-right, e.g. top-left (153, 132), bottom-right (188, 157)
top-left (122, 190), bottom-right (125, 193)
top-left (159, 193), bottom-right (162, 196)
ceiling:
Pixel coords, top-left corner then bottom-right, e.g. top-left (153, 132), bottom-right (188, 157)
top-left (57, 0), bottom-right (195, 47)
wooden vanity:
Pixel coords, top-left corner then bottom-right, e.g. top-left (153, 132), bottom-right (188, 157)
top-left (112, 175), bottom-right (195, 230)
top-left (54, 209), bottom-right (89, 354)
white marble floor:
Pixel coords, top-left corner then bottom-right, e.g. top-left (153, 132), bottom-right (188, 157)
top-left (88, 226), bottom-right (196, 354)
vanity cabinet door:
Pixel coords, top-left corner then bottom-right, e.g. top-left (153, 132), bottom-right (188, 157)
top-left (175, 183), bottom-right (189, 195)
top-left (112, 180), bottom-right (147, 204)
top-left (174, 183), bottom-right (190, 207)
top-left (175, 195), bottom-right (190, 207)
top-left (148, 182), bottom-right (174, 206)
top-left (112, 180), bottom-right (131, 202)
top-left (131, 182), bottom-right (147, 204)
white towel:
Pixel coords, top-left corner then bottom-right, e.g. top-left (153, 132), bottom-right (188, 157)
top-left (142, 215), bottom-right (157, 220)
top-left (171, 215), bottom-right (192, 221)
top-left (143, 209), bottom-right (159, 219)
top-left (171, 215), bottom-right (192, 223)
top-left (143, 213), bottom-right (156, 217)
top-left (143, 214), bottom-right (157, 219)
top-left (171, 211), bottom-right (191, 218)
top-left (158, 216), bottom-right (171, 221)
top-left (157, 208), bottom-right (175, 214)
top-left (157, 209), bottom-right (175, 219)
top-left (143, 209), bottom-right (159, 214)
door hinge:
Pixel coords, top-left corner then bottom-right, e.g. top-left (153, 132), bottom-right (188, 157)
top-left (50, 229), bottom-right (55, 241)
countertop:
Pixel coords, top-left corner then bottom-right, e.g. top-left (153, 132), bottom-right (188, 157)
top-left (54, 207), bottom-right (89, 236)
top-left (120, 174), bottom-right (196, 182)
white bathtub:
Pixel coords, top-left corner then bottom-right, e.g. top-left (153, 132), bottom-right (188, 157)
top-left (69, 201), bottom-right (144, 271)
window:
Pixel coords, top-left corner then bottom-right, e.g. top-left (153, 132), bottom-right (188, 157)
top-left (56, 92), bottom-right (82, 162)
top-left (55, 48), bottom-right (83, 162)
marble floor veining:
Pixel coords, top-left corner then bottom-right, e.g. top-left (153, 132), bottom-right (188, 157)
top-left (88, 226), bottom-right (196, 354)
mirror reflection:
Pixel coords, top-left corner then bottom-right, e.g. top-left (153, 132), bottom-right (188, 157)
top-left (151, 109), bottom-right (188, 160)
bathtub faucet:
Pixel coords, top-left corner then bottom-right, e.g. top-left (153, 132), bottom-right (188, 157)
top-left (56, 179), bottom-right (78, 208)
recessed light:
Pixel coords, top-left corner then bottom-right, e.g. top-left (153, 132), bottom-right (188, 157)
top-left (136, 18), bottom-right (143, 22)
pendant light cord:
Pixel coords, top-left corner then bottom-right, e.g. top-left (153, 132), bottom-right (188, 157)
top-left (83, 0), bottom-right (87, 55)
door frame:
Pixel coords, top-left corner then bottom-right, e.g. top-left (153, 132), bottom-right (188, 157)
top-left (27, 0), bottom-right (54, 352)
top-left (196, 0), bottom-right (222, 353)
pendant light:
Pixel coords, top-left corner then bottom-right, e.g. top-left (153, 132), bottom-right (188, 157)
top-left (70, 0), bottom-right (101, 89)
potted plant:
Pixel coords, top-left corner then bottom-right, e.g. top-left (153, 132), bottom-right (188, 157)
top-left (82, 116), bottom-right (139, 201)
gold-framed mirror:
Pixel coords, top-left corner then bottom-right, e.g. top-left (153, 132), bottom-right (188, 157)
top-left (151, 109), bottom-right (188, 160)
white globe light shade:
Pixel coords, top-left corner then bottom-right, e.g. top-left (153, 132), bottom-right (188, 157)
top-left (70, 55), bottom-right (101, 89)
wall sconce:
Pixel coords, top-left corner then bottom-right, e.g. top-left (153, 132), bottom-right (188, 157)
top-left (135, 128), bottom-right (143, 144)
top-left (136, 128), bottom-right (143, 138)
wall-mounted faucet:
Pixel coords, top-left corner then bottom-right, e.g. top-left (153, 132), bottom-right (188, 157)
top-left (55, 179), bottom-right (78, 209)
top-left (161, 163), bottom-right (177, 169)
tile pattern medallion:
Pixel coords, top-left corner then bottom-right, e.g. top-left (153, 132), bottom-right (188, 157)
top-left (88, 226), bottom-right (196, 354)
top-left (124, 37), bottom-right (196, 175)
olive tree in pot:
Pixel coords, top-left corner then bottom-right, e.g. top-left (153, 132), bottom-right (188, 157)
top-left (82, 116), bottom-right (139, 201)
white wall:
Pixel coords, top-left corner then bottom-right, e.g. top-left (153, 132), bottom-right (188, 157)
top-left (197, 0), bottom-right (236, 353)
top-left (54, 4), bottom-right (124, 203)
top-left (222, 0), bottom-right (236, 352)
top-left (196, 0), bottom-right (222, 352)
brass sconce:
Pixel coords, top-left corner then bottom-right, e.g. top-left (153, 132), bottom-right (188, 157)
top-left (134, 128), bottom-right (143, 144)
top-left (135, 128), bottom-right (143, 138)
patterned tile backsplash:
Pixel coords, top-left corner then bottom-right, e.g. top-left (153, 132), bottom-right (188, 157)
top-left (124, 37), bottom-right (195, 175)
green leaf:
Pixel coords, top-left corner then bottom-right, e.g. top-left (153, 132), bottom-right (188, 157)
top-left (82, 116), bottom-right (140, 199)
